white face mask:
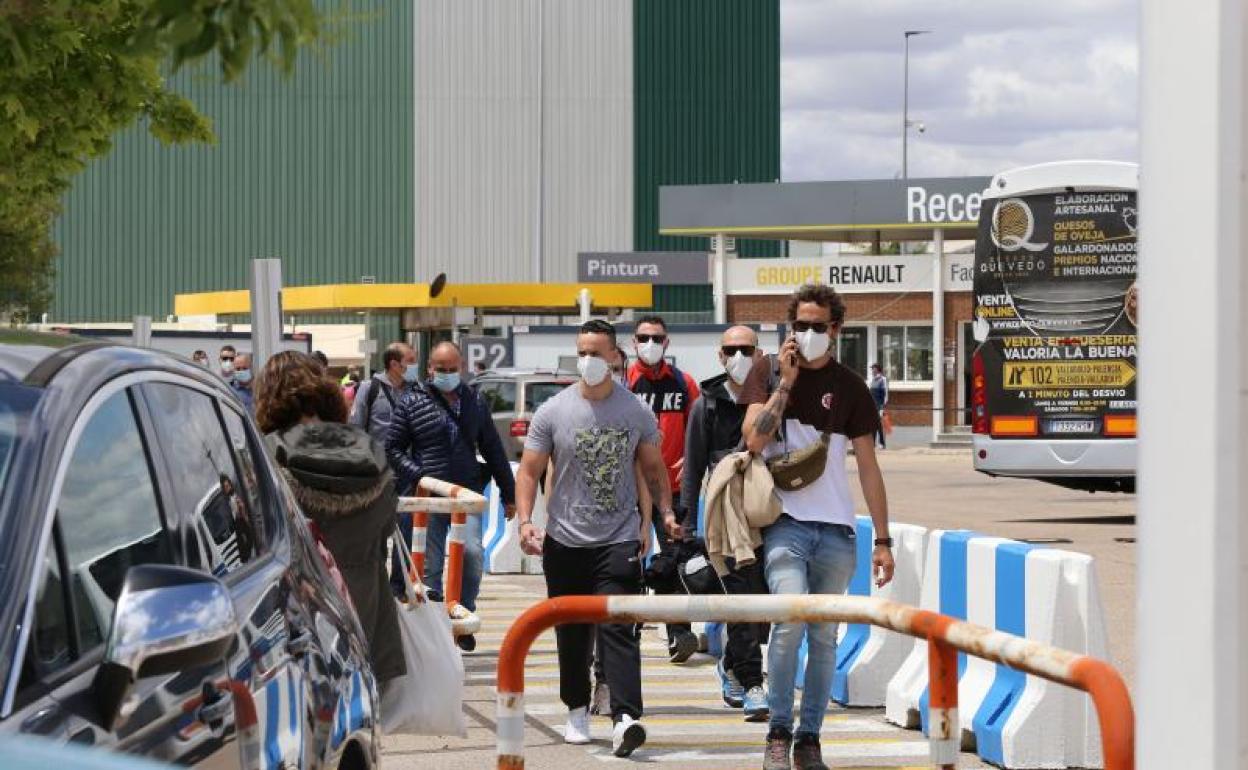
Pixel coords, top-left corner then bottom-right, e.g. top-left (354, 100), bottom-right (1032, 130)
top-left (725, 352), bottom-right (753, 385)
top-left (637, 340), bottom-right (664, 366)
top-left (797, 328), bottom-right (831, 361)
top-left (577, 354), bottom-right (610, 387)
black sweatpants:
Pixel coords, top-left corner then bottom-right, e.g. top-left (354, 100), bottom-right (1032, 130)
top-left (720, 550), bottom-right (769, 689)
top-left (543, 536), bottom-right (645, 722)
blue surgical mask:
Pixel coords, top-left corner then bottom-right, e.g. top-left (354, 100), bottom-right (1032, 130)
top-left (234, 369), bottom-right (252, 385)
top-left (403, 363), bottom-right (421, 383)
top-left (432, 371), bottom-right (460, 393)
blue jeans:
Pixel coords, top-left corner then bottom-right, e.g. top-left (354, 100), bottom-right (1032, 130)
top-left (389, 511), bottom-right (486, 612)
top-left (763, 514), bottom-right (857, 736)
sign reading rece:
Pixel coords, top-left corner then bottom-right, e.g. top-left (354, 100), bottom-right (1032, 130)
top-left (907, 185), bottom-right (983, 224)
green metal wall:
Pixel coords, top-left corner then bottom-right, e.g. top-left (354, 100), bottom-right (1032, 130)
top-left (51, 1), bottom-right (414, 322)
top-left (633, 0), bottom-right (781, 315)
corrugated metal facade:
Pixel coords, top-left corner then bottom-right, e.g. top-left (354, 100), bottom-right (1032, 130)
top-left (414, 0), bottom-right (633, 283)
top-left (51, 0), bottom-right (415, 322)
top-left (633, 0), bottom-right (781, 314)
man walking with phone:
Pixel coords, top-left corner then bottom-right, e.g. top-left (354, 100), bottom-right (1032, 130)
top-left (741, 284), bottom-right (895, 770)
top-left (514, 319), bottom-right (678, 758)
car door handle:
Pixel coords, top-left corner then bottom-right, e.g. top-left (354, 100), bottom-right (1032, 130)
top-left (20, 705), bottom-right (63, 735)
top-left (287, 628), bottom-right (314, 657)
top-left (196, 682), bottom-right (231, 731)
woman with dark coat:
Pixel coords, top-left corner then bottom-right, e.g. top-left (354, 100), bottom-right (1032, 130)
top-left (255, 351), bottom-right (405, 683)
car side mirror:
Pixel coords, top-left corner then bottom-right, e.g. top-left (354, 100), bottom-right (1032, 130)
top-left (93, 565), bottom-right (238, 730)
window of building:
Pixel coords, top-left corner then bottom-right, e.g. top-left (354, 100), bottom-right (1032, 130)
top-left (143, 384), bottom-right (261, 577)
top-left (863, 324), bottom-right (936, 383)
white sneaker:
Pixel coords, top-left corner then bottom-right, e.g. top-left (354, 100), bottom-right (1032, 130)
top-left (612, 714), bottom-right (647, 757)
top-left (563, 706), bottom-right (592, 745)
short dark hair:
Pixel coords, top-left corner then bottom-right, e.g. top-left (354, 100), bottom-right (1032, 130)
top-left (192, 349), bottom-right (207, 358)
top-left (870, 362), bottom-right (882, 371)
top-left (635, 314), bottom-right (667, 332)
top-left (787, 283), bottom-right (846, 326)
top-left (312, 350), bottom-right (329, 367)
top-left (579, 319), bottom-right (617, 346)
top-left (220, 344), bottom-right (236, 355)
top-left (382, 342), bottom-right (407, 370)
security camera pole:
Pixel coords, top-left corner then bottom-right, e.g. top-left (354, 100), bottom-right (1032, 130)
top-left (901, 29), bottom-right (931, 180)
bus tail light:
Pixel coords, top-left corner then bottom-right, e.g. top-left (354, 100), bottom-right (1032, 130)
top-left (1103, 415), bottom-right (1137, 437)
top-left (509, 419), bottom-right (531, 437)
top-left (971, 350), bottom-right (989, 434)
top-left (991, 416), bottom-right (1039, 437)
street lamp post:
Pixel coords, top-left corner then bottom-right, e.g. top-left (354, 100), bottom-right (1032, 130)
top-left (902, 30), bottom-right (931, 180)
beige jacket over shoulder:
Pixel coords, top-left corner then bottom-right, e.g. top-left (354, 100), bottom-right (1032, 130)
top-left (702, 451), bottom-right (782, 576)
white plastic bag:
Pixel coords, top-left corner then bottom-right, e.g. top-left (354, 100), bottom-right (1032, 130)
top-left (379, 527), bottom-right (466, 737)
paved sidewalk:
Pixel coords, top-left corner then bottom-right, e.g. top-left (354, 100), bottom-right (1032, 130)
top-left (381, 574), bottom-right (985, 769)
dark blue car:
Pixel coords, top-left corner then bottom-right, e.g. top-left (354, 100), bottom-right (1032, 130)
top-left (0, 332), bottom-right (380, 768)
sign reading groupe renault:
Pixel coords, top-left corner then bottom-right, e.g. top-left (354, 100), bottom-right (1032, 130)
top-left (577, 251), bottom-right (709, 284)
top-left (727, 253), bottom-right (975, 295)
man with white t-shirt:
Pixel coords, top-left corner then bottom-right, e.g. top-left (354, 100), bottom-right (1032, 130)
top-left (740, 283), bottom-right (895, 770)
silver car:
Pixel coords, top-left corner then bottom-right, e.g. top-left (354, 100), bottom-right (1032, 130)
top-left (473, 369), bottom-right (577, 460)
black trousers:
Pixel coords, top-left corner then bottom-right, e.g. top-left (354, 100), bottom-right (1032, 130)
top-left (543, 536), bottom-right (644, 721)
top-left (650, 496), bottom-right (693, 642)
top-left (720, 550), bottom-right (769, 689)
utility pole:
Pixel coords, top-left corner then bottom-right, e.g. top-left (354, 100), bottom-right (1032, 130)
top-left (902, 30), bottom-right (931, 180)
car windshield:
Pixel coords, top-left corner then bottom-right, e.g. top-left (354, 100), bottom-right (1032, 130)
top-left (524, 381), bottom-right (572, 412)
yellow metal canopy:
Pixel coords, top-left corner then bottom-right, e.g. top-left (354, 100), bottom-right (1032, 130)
top-left (174, 282), bottom-right (654, 316)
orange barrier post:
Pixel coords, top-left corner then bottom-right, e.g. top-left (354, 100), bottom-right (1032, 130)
top-left (397, 479), bottom-right (485, 637)
top-left (492, 594), bottom-right (1134, 770)
top-left (445, 506), bottom-right (467, 609)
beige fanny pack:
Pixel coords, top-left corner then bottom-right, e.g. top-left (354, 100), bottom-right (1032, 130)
top-left (766, 431), bottom-right (831, 492)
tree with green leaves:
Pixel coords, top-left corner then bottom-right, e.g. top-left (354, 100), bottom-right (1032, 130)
top-left (0, 1), bottom-right (320, 322)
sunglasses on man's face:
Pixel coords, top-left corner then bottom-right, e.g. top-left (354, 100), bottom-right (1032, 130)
top-left (721, 345), bottom-right (756, 357)
top-left (220, 356), bottom-right (235, 363)
top-left (791, 321), bottom-right (831, 334)
top-left (635, 333), bottom-right (667, 344)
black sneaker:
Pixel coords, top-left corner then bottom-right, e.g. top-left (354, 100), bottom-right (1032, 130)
top-left (667, 630), bottom-right (699, 663)
top-left (762, 726), bottom-right (793, 770)
top-left (792, 732), bottom-right (828, 770)
top-left (455, 634), bottom-right (477, 652)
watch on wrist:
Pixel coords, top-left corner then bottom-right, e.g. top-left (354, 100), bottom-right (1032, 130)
top-left (874, 537), bottom-right (894, 548)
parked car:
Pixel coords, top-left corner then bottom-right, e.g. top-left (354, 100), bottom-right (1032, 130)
top-left (473, 368), bottom-right (576, 460)
top-left (0, 332), bottom-right (379, 769)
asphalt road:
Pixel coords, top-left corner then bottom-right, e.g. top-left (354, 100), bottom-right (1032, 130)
top-left (382, 447), bottom-right (1135, 768)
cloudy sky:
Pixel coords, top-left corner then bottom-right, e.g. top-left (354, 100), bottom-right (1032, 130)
top-left (781, 0), bottom-right (1139, 181)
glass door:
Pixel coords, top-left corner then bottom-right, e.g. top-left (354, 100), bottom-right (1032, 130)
top-left (838, 326), bottom-right (868, 377)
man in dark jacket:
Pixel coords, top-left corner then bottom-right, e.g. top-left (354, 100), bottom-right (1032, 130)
top-left (682, 325), bottom-right (771, 721)
top-left (386, 342), bottom-right (516, 651)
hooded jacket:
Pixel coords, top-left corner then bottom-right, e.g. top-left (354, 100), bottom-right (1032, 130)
top-left (680, 372), bottom-right (748, 522)
top-left (267, 421), bottom-right (405, 682)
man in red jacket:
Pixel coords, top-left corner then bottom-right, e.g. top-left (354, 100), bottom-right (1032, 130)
top-left (627, 314), bottom-right (702, 662)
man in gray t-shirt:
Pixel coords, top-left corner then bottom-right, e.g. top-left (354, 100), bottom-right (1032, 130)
top-left (515, 320), bottom-right (680, 758)
top-left (524, 383), bottom-right (660, 547)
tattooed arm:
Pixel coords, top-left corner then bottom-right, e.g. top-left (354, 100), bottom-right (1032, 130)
top-left (743, 336), bottom-right (801, 453)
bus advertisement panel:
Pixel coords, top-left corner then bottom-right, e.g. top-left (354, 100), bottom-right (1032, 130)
top-left (973, 190), bottom-right (1138, 441)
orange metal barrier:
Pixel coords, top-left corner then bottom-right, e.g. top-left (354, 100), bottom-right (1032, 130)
top-left (494, 594), bottom-right (1133, 770)
top-left (396, 478), bottom-right (486, 636)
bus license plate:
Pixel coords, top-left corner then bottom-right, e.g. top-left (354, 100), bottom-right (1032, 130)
top-left (1045, 419), bottom-right (1097, 435)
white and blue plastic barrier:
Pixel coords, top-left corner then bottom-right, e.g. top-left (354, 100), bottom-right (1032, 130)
top-left (482, 462), bottom-right (547, 575)
top-left (884, 530), bottom-right (1109, 769)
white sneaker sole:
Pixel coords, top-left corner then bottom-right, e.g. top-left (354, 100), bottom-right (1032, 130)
top-left (613, 722), bottom-right (647, 757)
top-left (564, 731), bottom-right (592, 746)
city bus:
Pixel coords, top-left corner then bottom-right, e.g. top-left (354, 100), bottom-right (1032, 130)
top-left (971, 160), bottom-right (1138, 493)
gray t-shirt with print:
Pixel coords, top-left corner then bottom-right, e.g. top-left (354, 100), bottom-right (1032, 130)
top-left (524, 382), bottom-right (661, 548)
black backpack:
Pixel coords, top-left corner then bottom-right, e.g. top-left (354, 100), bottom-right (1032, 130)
top-left (362, 378), bottom-right (396, 428)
